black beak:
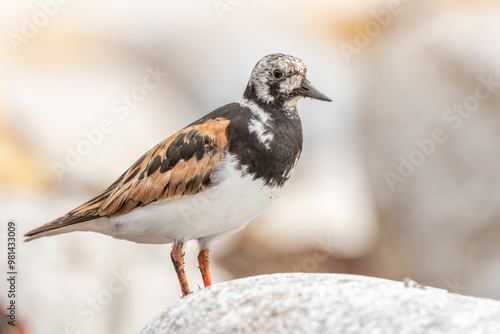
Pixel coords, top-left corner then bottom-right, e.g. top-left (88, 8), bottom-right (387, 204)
top-left (295, 78), bottom-right (332, 102)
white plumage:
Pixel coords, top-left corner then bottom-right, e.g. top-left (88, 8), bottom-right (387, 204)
top-left (107, 154), bottom-right (283, 248)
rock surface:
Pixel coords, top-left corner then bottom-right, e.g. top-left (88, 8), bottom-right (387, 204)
top-left (140, 273), bottom-right (500, 334)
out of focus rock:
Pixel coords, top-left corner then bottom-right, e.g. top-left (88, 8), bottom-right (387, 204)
top-left (0, 108), bottom-right (52, 189)
top-left (141, 273), bottom-right (500, 334)
top-left (358, 2), bottom-right (500, 298)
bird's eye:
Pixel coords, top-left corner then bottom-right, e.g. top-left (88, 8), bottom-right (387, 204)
top-left (272, 69), bottom-right (283, 79)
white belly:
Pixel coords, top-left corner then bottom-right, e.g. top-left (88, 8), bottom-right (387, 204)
top-left (103, 154), bottom-right (285, 244)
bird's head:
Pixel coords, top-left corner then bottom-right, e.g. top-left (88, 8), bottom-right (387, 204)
top-left (243, 53), bottom-right (331, 112)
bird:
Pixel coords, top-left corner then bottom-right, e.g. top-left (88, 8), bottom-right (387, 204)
top-left (24, 53), bottom-right (331, 297)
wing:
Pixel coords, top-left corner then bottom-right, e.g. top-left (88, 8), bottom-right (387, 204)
top-left (78, 117), bottom-right (230, 216)
top-left (25, 117), bottom-right (230, 239)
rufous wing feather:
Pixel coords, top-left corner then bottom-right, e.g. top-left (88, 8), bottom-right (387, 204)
top-left (24, 117), bottom-right (230, 241)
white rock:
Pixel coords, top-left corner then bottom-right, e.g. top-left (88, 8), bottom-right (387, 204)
top-left (141, 273), bottom-right (500, 334)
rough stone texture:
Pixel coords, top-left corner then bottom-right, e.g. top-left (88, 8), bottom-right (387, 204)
top-left (140, 273), bottom-right (500, 334)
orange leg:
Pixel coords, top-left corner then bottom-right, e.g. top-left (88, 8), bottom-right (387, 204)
top-left (198, 249), bottom-right (212, 287)
top-left (171, 242), bottom-right (191, 297)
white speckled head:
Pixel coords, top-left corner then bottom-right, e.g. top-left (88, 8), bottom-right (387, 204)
top-left (243, 53), bottom-right (331, 110)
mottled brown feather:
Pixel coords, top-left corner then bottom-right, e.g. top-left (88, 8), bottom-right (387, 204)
top-left (25, 118), bottom-right (230, 239)
top-left (99, 117), bottom-right (229, 216)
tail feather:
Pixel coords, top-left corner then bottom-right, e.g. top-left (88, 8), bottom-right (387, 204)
top-left (24, 214), bottom-right (102, 242)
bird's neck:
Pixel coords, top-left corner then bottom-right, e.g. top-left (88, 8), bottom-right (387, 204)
top-left (242, 83), bottom-right (300, 121)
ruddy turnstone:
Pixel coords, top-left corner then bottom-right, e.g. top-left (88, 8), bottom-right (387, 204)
top-left (25, 53), bottom-right (331, 296)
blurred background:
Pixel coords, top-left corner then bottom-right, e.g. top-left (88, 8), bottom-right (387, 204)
top-left (1, 0), bottom-right (500, 333)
